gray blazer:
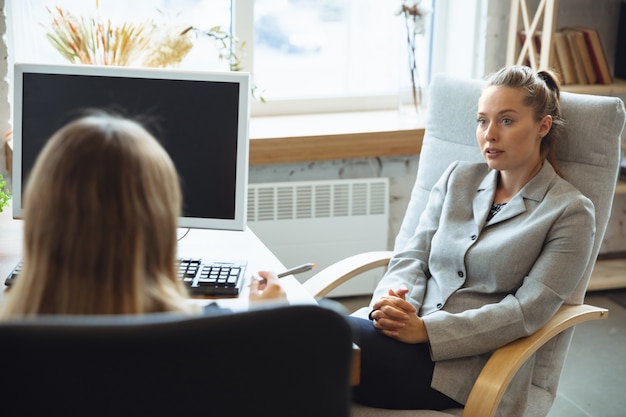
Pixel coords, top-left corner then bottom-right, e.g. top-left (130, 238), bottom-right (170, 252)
top-left (367, 160), bottom-right (595, 411)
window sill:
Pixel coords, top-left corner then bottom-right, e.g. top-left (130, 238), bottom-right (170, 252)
top-left (249, 110), bottom-right (425, 165)
top-left (3, 111), bottom-right (426, 171)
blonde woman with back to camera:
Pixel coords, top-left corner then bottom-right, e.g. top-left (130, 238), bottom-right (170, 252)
top-left (0, 111), bottom-right (284, 318)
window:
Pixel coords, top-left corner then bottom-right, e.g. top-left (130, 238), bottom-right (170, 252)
top-left (248, 0), bottom-right (432, 115)
top-left (6, 0), bottom-right (434, 116)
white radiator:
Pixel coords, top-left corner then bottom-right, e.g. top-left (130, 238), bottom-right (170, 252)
top-left (247, 178), bottom-right (389, 297)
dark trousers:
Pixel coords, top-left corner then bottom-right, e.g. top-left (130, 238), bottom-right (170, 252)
top-left (348, 316), bottom-right (463, 410)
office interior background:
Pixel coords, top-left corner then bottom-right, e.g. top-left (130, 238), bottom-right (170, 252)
top-left (1, 0), bottom-right (625, 260)
top-left (0, 1), bottom-right (625, 416)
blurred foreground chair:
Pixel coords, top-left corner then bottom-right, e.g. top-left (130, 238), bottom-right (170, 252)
top-left (0, 304), bottom-right (353, 417)
top-left (304, 74), bottom-right (625, 417)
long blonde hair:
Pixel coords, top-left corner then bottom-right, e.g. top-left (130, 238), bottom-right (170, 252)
top-left (1, 112), bottom-right (196, 317)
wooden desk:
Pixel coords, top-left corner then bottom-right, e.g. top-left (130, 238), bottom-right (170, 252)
top-left (0, 206), bottom-right (360, 385)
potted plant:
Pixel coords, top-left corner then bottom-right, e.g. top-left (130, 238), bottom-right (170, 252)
top-left (0, 173), bottom-right (10, 213)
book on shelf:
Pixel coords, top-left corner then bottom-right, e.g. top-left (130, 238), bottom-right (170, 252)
top-left (562, 28), bottom-right (597, 84)
top-left (573, 26), bottom-right (613, 84)
top-left (563, 29), bottom-right (589, 84)
top-left (553, 31), bottom-right (579, 85)
top-left (549, 39), bottom-right (563, 81)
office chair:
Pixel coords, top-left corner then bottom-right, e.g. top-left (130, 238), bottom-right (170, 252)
top-left (0, 304), bottom-right (353, 417)
top-left (303, 74), bottom-right (625, 417)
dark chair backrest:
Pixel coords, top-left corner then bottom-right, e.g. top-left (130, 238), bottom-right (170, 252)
top-left (0, 304), bottom-right (353, 417)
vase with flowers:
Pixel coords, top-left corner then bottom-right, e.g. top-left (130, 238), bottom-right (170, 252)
top-left (397, 0), bottom-right (432, 120)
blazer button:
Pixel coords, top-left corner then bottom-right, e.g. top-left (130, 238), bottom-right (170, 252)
top-left (436, 303), bottom-right (443, 309)
top-left (470, 234), bottom-right (477, 240)
top-left (458, 271), bottom-right (464, 278)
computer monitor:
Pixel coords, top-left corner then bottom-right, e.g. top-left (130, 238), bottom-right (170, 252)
top-left (12, 63), bottom-right (250, 231)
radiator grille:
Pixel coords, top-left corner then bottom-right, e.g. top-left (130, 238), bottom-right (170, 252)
top-left (248, 179), bottom-right (388, 222)
top-left (248, 178), bottom-right (389, 297)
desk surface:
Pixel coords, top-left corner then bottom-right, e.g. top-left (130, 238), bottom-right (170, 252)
top-left (0, 205), bottom-right (315, 309)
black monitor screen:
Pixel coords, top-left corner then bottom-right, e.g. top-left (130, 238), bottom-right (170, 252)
top-left (13, 63), bottom-right (250, 230)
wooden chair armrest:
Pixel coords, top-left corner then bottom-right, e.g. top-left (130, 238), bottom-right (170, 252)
top-left (462, 304), bottom-right (609, 417)
top-left (302, 251), bottom-right (392, 298)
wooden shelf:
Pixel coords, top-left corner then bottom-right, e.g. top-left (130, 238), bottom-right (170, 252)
top-left (249, 110), bottom-right (424, 165)
top-left (589, 258), bottom-right (626, 291)
top-left (562, 78), bottom-right (626, 95)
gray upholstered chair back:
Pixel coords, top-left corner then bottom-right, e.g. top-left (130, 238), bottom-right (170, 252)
top-left (394, 73), bottom-right (625, 414)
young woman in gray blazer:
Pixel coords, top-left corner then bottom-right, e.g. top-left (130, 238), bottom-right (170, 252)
top-left (348, 65), bottom-right (595, 415)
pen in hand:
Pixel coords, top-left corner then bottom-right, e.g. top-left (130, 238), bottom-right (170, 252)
top-left (277, 262), bottom-right (316, 278)
top-left (252, 263), bottom-right (316, 287)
